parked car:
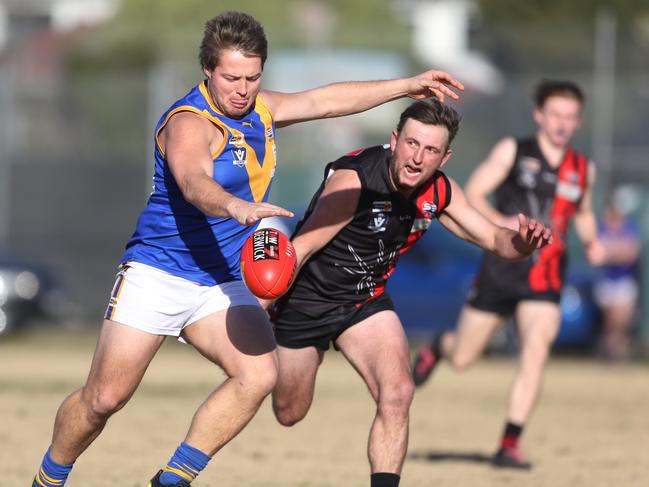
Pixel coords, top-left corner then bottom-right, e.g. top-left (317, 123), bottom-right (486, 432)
top-left (0, 253), bottom-right (64, 335)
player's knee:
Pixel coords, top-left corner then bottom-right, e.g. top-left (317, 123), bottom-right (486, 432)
top-left (272, 374), bottom-right (314, 427)
top-left (449, 353), bottom-right (475, 371)
top-left (259, 365), bottom-right (279, 395)
top-left (272, 388), bottom-right (309, 426)
top-left (84, 387), bottom-right (129, 421)
top-left (236, 360), bottom-right (278, 398)
top-left (273, 401), bottom-right (307, 427)
top-left (378, 376), bottom-right (414, 415)
top-left (522, 340), bottom-right (551, 366)
top-left (252, 367), bottom-right (278, 398)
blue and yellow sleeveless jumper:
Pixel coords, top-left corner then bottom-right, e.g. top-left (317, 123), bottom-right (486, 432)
top-left (121, 81), bottom-right (277, 285)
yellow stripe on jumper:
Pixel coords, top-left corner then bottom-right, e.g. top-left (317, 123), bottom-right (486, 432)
top-left (243, 101), bottom-right (276, 202)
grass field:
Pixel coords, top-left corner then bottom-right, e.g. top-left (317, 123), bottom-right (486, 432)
top-left (2, 329), bottom-right (647, 487)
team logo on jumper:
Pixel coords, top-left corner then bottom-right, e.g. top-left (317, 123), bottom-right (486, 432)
top-left (252, 228), bottom-right (280, 261)
top-left (521, 157), bottom-right (541, 173)
top-left (373, 201), bottom-right (392, 212)
top-left (369, 201), bottom-right (392, 233)
top-left (337, 240), bottom-right (401, 296)
top-left (233, 147), bottom-right (247, 167)
top-left (230, 133), bottom-right (244, 146)
top-left (518, 157), bottom-right (541, 189)
top-left (422, 201), bottom-right (438, 217)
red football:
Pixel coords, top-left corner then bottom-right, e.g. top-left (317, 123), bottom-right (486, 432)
top-left (241, 227), bottom-right (297, 299)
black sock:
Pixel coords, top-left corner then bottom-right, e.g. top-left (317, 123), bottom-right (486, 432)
top-left (371, 472), bottom-right (400, 487)
top-left (431, 330), bottom-right (446, 356)
top-left (501, 421), bottom-right (524, 449)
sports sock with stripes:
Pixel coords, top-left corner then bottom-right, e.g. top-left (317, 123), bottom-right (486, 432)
top-left (500, 421), bottom-right (524, 449)
top-left (159, 442), bottom-right (211, 485)
top-left (33, 447), bottom-right (74, 487)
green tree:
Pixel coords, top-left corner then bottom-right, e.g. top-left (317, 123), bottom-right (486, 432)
top-left (67, 0), bottom-right (409, 70)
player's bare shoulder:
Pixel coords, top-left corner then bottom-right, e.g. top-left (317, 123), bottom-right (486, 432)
top-left (324, 168), bottom-right (362, 190)
top-left (161, 110), bottom-right (224, 154)
top-left (257, 89), bottom-right (279, 110)
top-left (316, 168), bottom-right (363, 215)
top-left (258, 90), bottom-right (294, 125)
top-left (466, 136), bottom-right (517, 196)
top-left (485, 136), bottom-right (518, 169)
top-left (440, 175), bottom-right (469, 215)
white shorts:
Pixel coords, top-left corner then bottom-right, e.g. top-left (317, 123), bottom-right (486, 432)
top-left (104, 262), bottom-right (260, 336)
top-left (593, 276), bottom-right (639, 308)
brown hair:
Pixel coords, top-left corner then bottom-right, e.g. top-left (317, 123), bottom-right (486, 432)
top-left (534, 80), bottom-right (584, 108)
top-left (396, 98), bottom-right (461, 148)
top-left (199, 11), bottom-right (268, 71)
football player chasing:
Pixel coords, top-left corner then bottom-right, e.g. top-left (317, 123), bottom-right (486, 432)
top-left (412, 80), bottom-right (605, 469)
top-left (267, 98), bottom-right (553, 487)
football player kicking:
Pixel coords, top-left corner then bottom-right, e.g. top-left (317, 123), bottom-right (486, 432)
top-left (267, 98), bottom-right (553, 487)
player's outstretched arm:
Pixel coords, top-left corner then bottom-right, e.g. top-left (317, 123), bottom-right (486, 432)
top-left (261, 70), bottom-right (464, 128)
top-left (164, 112), bottom-right (293, 225)
top-left (291, 169), bottom-right (362, 273)
top-left (438, 178), bottom-right (552, 260)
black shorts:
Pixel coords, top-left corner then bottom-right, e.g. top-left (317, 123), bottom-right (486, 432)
top-left (468, 262), bottom-right (561, 316)
top-left (273, 292), bottom-right (395, 350)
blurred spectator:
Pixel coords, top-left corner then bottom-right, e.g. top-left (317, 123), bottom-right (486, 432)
top-left (593, 188), bottom-right (642, 360)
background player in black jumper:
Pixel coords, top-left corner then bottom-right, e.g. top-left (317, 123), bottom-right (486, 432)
top-left (412, 81), bottom-right (605, 469)
top-left (268, 99), bottom-right (553, 487)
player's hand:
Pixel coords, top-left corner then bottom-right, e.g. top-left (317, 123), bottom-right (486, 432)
top-left (517, 213), bottom-right (553, 251)
top-left (258, 298), bottom-right (278, 323)
top-left (227, 199), bottom-right (294, 226)
top-left (257, 297), bottom-right (274, 310)
top-left (500, 214), bottom-right (521, 231)
top-left (585, 239), bottom-right (607, 266)
top-left (406, 70), bottom-right (465, 102)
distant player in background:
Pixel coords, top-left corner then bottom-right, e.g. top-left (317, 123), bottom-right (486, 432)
top-left (31, 11), bottom-right (464, 487)
top-left (593, 188), bottom-right (641, 360)
top-left (412, 80), bottom-right (605, 469)
top-left (269, 98), bottom-right (553, 487)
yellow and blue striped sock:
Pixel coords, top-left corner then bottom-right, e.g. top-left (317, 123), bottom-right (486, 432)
top-left (158, 442), bottom-right (210, 485)
top-left (32, 448), bottom-right (73, 487)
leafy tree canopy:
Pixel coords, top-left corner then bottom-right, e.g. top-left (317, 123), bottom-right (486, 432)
top-left (67, 0), bottom-right (409, 70)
